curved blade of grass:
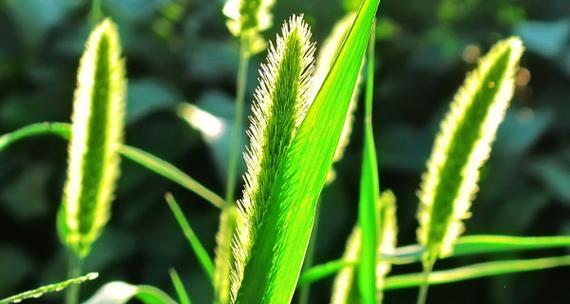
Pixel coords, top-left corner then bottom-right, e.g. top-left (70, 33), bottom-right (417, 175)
top-left (84, 282), bottom-right (177, 304)
top-left (357, 23), bottom-right (379, 304)
top-left (232, 1), bottom-right (382, 302)
top-left (165, 193), bottom-right (215, 283)
top-left (0, 273), bottom-right (98, 304)
top-left (169, 269), bottom-right (192, 304)
top-left (331, 191), bottom-right (397, 304)
top-left (384, 255), bottom-right (570, 290)
top-left (62, 18), bottom-right (125, 258)
top-left (416, 37), bottom-right (524, 303)
top-left (0, 122), bottom-right (224, 208)
top-left (389, 234), bottom-right (570, 264)
top-left (302, 234), bottom-right (570, 284)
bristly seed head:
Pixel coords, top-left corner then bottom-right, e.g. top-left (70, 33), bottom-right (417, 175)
top-left (229, 15), bottom-right (315, 303)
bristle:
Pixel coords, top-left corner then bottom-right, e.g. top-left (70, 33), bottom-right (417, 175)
top-left (229, 15), bottom-right (315, 303)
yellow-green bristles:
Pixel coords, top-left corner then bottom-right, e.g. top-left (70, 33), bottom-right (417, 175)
top-left (229, 15), bottom-right (315, 303)
top-left (416, 37), bottom-right (524, 263)
top-left (62, 19), bottom-right (126, 258)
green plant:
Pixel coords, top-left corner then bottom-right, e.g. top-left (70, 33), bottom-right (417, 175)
top-left (1, 0), bottom-right (569, 303)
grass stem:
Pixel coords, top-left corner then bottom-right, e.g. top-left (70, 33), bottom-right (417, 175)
top-left (65, 253), bottom-right (82, 304)
top-left (416, 259), bottom-right (434, 304)
top-left (226, 37), bottom-right (250, 206)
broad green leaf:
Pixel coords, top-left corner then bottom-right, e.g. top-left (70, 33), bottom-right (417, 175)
top-left (0, 273), bottom-right (98, 304)
top-left (383, 255), bottom-right (570, 290)
top-left (0, 122), bottom-right (224, 209)
top-left (84, 281), bottom-right (177, 304)
top-left (309, 12), bottom-right (363, 184)
top-left (62, 19), bottom-right (126, 258)
top-left (357, 25), bottom-right (379, 304)
top-left (230, 15), bottom-right (316, 303)
top-left (417, 37), bottom-right (525, 265)
top-left (331, 191), bottom-right (397, 304)
top-left (232, 0), bottom-right (381, 301)
top-left (165, 193), bottom-right (215, 283)
top-left (169, 269), bottom-right (192, 304)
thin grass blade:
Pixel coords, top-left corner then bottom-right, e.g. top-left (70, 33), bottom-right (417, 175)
top-left (165, 193), bottom-right (215, 282)
top-left (357, 23), bottom-right (379, 304)
top-left (0, 273), bottom-right (98, 304)
top-left (0, 122), bottom-right (224, 209)
top-left (169, 269), bottom-right (192, 304)
top-left (384, 255), bottom-right (570, 290)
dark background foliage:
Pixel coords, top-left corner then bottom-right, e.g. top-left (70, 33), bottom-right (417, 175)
top-left (0, 0), bottom-right (569, 303)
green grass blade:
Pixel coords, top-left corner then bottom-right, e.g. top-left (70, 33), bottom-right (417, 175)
top-left (299, 259), bottom-right (354, 286)
top-left (165, 193), bottom-right (215, 283)
top-left (309, 13), bottom-right (363, 184)
top-left (0, 273), bottom-right (98, 304)
top-left (0, 122), bottom-right (224, 209)
top-left (232, 1), bottom-right (382, 302)
top-left (169, 269), bottom-right (192, 304)
top-left (357, 23), bottom-right (379, 304)
top-left (331, 191), bottom-right (397, 304)
top-left (384, 255), bottom-right (570, 290)
top-left (389, 235), bottom-right (570, 264)
top-left (417, 37), bottom-right (525, 262)
top-left (122, 146), bottom-right (224, 208)
top-left (84, 282), bottom-right (177, 304)
top-left (62, 18), bottom-right (126, 258)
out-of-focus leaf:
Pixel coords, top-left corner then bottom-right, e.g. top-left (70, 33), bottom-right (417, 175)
top-left (516, 20), bottom-right (570, 58)
top-left (0, 163), bottom-right (50, 222)
top-left (103, 0), bottom-right (166, 22)
top-left (5, 0), bottom-right (79, 48)
top-left (0, 246), bottom-right (34, 295)
top-left (127, 79), bottom-right (182, 123)
top-left (83, 281), bottom-right (177, 304)
top-left (530, 157), bottom-right (570, 204)
top-left (495, 109), bottom-right (553, 156)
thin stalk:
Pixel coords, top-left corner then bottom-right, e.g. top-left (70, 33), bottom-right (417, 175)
top-left (299, 203), bottom-right (321, 304)
top-left (90, 0), bottom-right (102, 28)
top-left (65, 254), bottom-right (83, 304)
top-left (416, 259), bottom-right (434, 304)
top-left (226, 37), bottom-right (250, 205)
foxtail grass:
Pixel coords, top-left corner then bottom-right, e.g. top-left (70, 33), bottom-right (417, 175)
top-left (415, 37), bottom-right (524, 304)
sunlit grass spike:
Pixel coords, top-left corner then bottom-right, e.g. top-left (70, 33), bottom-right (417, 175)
top-left (229, 15), bottom-right (315, 303)
top-left (62, 18), bottom-right (126, 258)
top-left (415, 37), bottom-right (524, 303)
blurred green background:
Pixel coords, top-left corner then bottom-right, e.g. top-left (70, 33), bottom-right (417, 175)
top-left (0, 0), bottom-right (569, 303)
